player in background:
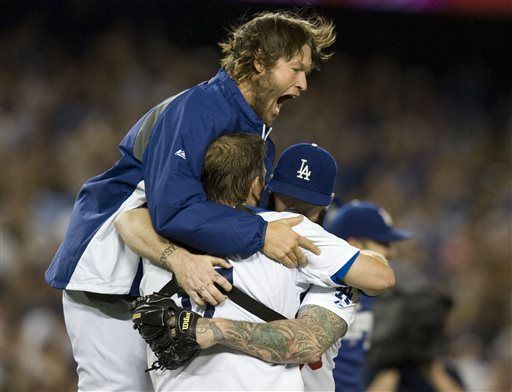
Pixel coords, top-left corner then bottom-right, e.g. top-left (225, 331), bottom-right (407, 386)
top-left (45, 11), bottom-right (335, 390)
top-left (325, 200), bottom-right (413, 392)
top-left (116, 138), bottom-right (395, 390)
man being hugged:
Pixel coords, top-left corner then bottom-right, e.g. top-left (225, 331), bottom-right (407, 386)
top-left (118, 135), bottom-right (395, 390)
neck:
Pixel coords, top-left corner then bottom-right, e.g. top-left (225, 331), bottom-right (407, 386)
top-left (238, 79), bottom-right (255, 108)
top-left (305, 209), bottom-right (323, 224)
top-left (245, 195), bottom-right (259, 208)
top-left (274, 196), bottom-right (324, 224)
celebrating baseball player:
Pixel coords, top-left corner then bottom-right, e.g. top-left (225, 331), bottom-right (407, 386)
top-left (44, 11), bottom-right (335, 390)
top-left (325, 201), bottom-right (413, 391)
top-left (116, 135), bottom-right (395, 390)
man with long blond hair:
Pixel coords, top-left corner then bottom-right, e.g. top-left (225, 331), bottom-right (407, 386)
top-left (45, 11), bottom-right (336, 390)
top-left (220, 11), bottom-right (335, 125)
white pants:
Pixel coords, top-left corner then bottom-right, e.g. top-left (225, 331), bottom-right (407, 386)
top-left (63, 290), bottom-right (153, 391)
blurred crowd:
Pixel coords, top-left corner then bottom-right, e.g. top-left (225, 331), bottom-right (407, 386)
top-left (1, 19), bottom-right (510, 391)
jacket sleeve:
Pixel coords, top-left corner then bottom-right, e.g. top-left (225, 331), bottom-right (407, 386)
top-left (141, 90), bottom-right (267, 257)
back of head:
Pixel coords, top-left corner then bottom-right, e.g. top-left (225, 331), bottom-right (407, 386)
top-left (269, 143), bottom-right (338, 208)
top-left (202, 133), bottom-right (266, 206)
top-left (220, 10), bottom-right (336, 82)
top-left (325, 200), bottom-right (413, 242)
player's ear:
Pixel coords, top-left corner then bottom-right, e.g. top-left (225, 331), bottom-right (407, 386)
top-left (249, 176), bottom-right (264, 205)
top-left (347, 237), bottom-right (362, 248)
top-left (253, 60), bottom-right (265, 74)
top-left (253, 50), bottom-right (265, 74)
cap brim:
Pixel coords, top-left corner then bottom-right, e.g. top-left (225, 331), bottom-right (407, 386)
top-left (377, 228), bottom-right (414, 243)
top-left (269, 179), bottom-right (332, 206)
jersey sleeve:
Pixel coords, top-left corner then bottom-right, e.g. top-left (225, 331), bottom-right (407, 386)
top-left (290, 216), bottom-right (361, 288)
top-left (141, 90), bottom-right (267, 257)
top-left (300, 286), bottom-right (357, 328)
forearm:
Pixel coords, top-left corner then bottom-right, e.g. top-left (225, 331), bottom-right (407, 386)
top-left (114, 208), bottom-right (189, 271)
top-left (196, 318), bottom-right (324, 363)
top-left (361, 250), bottom-right (394, 296)
top-left (343, 251), bottom-right (395, 296)
top-left (195, 305), bottom-right (346, 364)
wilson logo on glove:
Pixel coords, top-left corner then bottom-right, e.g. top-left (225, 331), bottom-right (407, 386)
top-left (180, 312), bottom-right (191, 331)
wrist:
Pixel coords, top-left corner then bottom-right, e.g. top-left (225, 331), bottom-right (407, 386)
top-left (160, 245), bottom-right (188, 271)
top-left (195, 318), bottom-right (219, 349)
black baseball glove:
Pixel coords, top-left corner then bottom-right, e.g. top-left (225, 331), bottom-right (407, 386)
top-left (130, 292), bottom-right (202, 371)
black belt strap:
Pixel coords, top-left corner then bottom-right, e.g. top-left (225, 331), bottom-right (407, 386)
top-left (159, 275), bottom-right (286, 322)
top-left (160, 275), bottom-right (181, 296)
top-left (225, 285), bottom-right (286, 322)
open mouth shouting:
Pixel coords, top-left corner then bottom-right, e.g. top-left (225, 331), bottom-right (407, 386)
top-left (275, 93), bottom-right (298, 115)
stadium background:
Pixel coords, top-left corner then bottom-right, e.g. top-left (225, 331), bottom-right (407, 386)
top-left (1, 0), bottom-right (510, 390)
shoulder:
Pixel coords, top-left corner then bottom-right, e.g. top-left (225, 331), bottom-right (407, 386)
top-left (258, 210), bottom-right (303, 222)
top-left (258, 211), bottom-right (331, 236)
top-left (159, 80), bottom-right (235, 130)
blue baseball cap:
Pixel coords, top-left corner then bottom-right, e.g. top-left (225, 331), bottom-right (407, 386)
top-left (326, 200), bottom-right (413, 243)
top-left (268, 143), bottom-right (337, 206)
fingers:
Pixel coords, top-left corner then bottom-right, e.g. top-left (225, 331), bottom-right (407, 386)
top-left (277, 215), bottom-right (304, 227)
top-left (179, 255), bottom-right (231, 305)
top-left (213, 272), bottom-right (232, 292)
top-left (167, 315), bottom-right (177, 337)
top-left (209, 257), bottom-right (232, 269)
top-left (298, 235), bottom-right (320, 255)
top-left (190, 291), bottom-right (205, 307)
top-left (197, 285), bottom-right (217, 306)
top-left (190, 278), bottom-right (229, 306)
top-left (286, 248), bottom-right (299, 268)
top-left (292, 246), bottom-right (307, 268)
top-left (205, 281), bottom-right (228, 304)
top-left (279, 254), bottom-right (297, 269)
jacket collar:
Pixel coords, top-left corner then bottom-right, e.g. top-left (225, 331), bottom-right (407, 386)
top-left (211, 68), bottom-right (265, 130)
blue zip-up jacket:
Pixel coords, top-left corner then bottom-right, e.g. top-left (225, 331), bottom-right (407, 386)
top-left (45, 69), bottom-right (275, 294)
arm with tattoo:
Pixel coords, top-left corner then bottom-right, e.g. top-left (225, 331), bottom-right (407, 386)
top-left (195, 305), bottom-right (348, 364)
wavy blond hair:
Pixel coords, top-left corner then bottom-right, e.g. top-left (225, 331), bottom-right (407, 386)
top-left (219, 10), bottom-right (336, 82)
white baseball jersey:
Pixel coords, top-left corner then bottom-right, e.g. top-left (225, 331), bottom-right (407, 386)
top-left (140, 211), bottom-right (359, 391)
top-left (300, 286), bottom-right (359, 391)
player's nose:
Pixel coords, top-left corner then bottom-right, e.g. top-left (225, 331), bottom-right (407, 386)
top-left (296, 72), bottom-right (307, 92)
